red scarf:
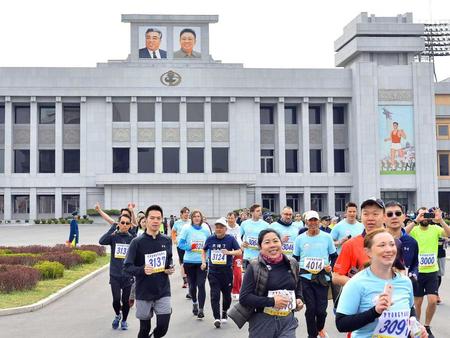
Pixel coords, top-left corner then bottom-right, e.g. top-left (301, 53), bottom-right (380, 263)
top-left (261, 253), bottom-right (283, 265)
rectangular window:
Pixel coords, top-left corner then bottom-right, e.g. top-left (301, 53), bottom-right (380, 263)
top-left (39, 150), bottom-right (55, 173)
top-left (63, 104), bottom-right (80, 124)
top-left (261, 149), bottom-right (274, 173)
top-left (38, 195), bottom-right (55, 214)
top-left (39, 105), bottom-right (55, 124)
top-left (186, 103), bottom-right (204, 122)
top-left (380, 191), bottom-right (408, 212)
top-left (334, 149), bottom-right (346, 173)
top-left (0, 195), bottom-right (4, 214)
top-left (113, 148), bottom-right (130, 173)
top-left (438, 152), bottom-right (449, 177)
top-left (13, 195), bottom-right (29, 214)
top-left (285, 106), bottom-right (297, 124)
top-left (0, 149), bottom-right (4, 173)
top-left (309, 106), bottom-right (321, 124)
top-left (260, 106), bottom-right (274, 124)
top-left (0, 105), bottom-right (4, 124)
top-left (187, 147), bottom-right (204, 173)
top-left (286, 193), bottom-right (300, 213)
top-left (285, 149), bottom-right (298, 173)
top-left (138, 148), bottom-right (155, 173)
top-left (64, 149), bottom-right (80, 173)
top-left (212, 148), bottom-right (229, 173)
top-left (311, 193), bottom-right (325, 212)
top-left (333, 106), bottom-right (345, 124)
top-left (310, 149), bottom-right (322, 173)
top-left (163, 148), bottom-right (179, 173)
top-left (63, 195), bottom-right (79, 214)
top-left (138, 103), bottom-right (155, 122)
top-left (14, 105), bottom-right (30, 124)
top-left (335, 193), bottom-right (350, 213)
top-left (162, 103), bottom-right (179, 122)
top-left (211, 103), bottom-right (229, 122)
top-left (262, 193), bottom-right (277, 213)
top-left (14, 149), bottom-right (30, 173)
top-left (112, 103), bottom-right (130, 122)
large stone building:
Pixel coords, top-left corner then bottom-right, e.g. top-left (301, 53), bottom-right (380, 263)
top-left (0, 12), bottom-right (447, 221)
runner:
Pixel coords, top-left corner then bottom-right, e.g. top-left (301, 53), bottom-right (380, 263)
top-left (225, 211), bottom-right (243, 300)
top-left (330, 202), bottom-right (364, 255)
top-left (270, 206), bottom-right (300, 257)
top-left (437, 232), bottom-right (447, 304)
top-left (320, 216), bottom-right (332, 234)
top-left (99, 214), bottom-right (135, 330)
top-left (178, 209), bottom-right (211, 319)
top-left (171, 207), bottom-right (190, 289)
top-left (336, 228), bottom-right (427, 338)
top-left (405, 207), bottom-right (450, 338)
top-left (240, 204), bottom-right (269, 270)
top-left (202, 218), bottom-right (242, 328)
top-left (292, 212), bottom-right (304, 229)
top-left (293, 210), bottom-right (336, 338)
top-left (124, 204), bottom-right (174, 338)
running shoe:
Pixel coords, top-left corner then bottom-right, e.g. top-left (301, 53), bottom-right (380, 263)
top-left (221, 311), bottom-right (228, 324)
top-left (192, 303), bottom-right (199, 316)
top-left (214, 319), bottom-right (221, 328)
top-left (425, 326), bottom-right (435, 338)
top-left (186, 293), bottom-right (192, 299)
top-left (437, 295), bottom-right (442, 304)
top-left (120, 320), bottom-right (128, 330)
top-left (197, 309), bottom-right (205, 319)
top-left (317, 329), bottom-right (329, 338)
top-left (112, 314), bottom-right (121, 330)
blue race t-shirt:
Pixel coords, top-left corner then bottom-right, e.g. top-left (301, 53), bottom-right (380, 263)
top-left (173, 219), bottom-right (190, 242)
top-left (330, 219), bottom-right (364, 254)
top-left (336, 268), bottom-right (413, 338)
top-left (204, 234), bottom-right (240, 270)
top-left (270, 221), bottom-right (300, 257)
top-left (240, 219), bottom-right (269, 260)
top-left (293, 230), bottom-right (336, 281)
top-left (292, 221), bottom-right (304, 229)
top-left (178, 224), bottom-right (211, 264)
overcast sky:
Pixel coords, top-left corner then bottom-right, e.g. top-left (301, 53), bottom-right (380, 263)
top-left (0, 0), bottom-right (449, 80)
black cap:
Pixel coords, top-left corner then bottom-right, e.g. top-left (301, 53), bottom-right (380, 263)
top-left (321, 216), bottom-right (331, 221)
top-left (360, 198), bottom-right (385, 210)
top-left (71, 210), bottom-right (79, 216)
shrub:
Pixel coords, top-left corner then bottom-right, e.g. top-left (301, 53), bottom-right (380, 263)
top-left (40, 219), bottom-right (47, 224)
top-left (0, 245), bottom-right (72, 255)
top-left (0, 264), bottom-right (40, 293)
top-left (87, 208), bottom-right (121, 216)
top-left (77, 245), bottom-right (106, 256)
top-left (0, 249), bottom-right (13, 255)
top-left (34, 261), bottom-right (64, 280)
top-left (34, 219), bottom-right (41, 224)
top-left (40, 252), bottom-right (83, 269)
top-left (0, 254), bottom-right (41, 266)
top-left (74, 250), bottom-right (97, 264)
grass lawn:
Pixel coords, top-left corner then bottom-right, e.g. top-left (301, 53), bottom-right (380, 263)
top-left (380, 170), bottom-right (416, 175)
top-left (0, 254), bottom-right (109, 309)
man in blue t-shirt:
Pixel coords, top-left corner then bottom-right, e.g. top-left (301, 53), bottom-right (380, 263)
top-left (270, 206), bottom-right (300, 257)
top-left (202, 218), bottom-right (241, 328)
top-left (330, 202), bottom-right (364, 255)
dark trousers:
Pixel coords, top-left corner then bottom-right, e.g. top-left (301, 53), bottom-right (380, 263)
top-left (110, 281), bottom-right (132, 321)
top-left (302, 278), bottom-right (329, 338)
top-left (184, 263), bottom-right (207, 309)
top-left (138, 314), bottom-right (171, 338)
top-left (208, 268), bottom-right (233, 320)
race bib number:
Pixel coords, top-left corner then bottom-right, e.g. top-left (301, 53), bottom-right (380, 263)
top-left (114, 244), bottom-right (129, 259)
top-left (211, 249), bottom-right (227, 265)
top-left (247, 236), bottom-right (258, 249)
top-left (281, 242), bottom-right (294, 255)
top-left (145, 251), bottom-right (167, 273)
top-left (372, 310), bottom-right (410, 338)
top-left (419, 253), bottom-right (436, 268)
top-left (191, 240), bottom-right (204, 253)
top-left (264, 290), bottom-right (296, 317)
top-left (304, 257), bottom-right (324, 274)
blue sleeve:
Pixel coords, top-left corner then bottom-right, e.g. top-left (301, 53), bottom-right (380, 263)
top-left (293, 236), bottom-right (301, 257)
top-left (328, 235), bottom-right (337, 255)
top-left (330, 225), bottom-right (339, 240)
top-left (240, 223), bottom-right (245, 237)
top-left (178, 227), bottom-right (191, 251)
top-left (231, 237), bottom-right (240, 250)
top-left (203, 237), bottom-right (211, 251)
top-left (336, 278), bottom-right (362, 315)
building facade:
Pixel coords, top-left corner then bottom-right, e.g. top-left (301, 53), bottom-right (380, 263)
top-left (0, 12), bottom-right (445, 221)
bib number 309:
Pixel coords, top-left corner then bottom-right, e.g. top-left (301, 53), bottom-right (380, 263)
top-left (372, 310), bottom-right (410, 338)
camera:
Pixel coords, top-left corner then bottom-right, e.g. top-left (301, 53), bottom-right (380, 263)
top-left (423, 212), bottom-right (435, 219)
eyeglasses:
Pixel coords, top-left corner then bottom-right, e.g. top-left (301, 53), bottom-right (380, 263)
top-left (386, 211), bottom-right (402, 218)
top-left (120, 221), bottom-right (131, 225)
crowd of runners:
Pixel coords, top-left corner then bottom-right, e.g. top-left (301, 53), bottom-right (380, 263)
top-left (95, 198), bottom-right (449, 338)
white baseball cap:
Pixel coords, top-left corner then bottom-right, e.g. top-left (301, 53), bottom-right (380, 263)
top-left (304, 210), bottom-right (320, 221)
top-left (214, 217), bottom-right (228, 227)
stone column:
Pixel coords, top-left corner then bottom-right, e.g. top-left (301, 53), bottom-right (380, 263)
top-left (180, 98), bottom-right (187, 173)
top-left (30, 98), bottom-right (38, 175)
top-left (277, 98), bottom-right (286, 173)
top-left (4, 97), bottom-right (12, 175)
top-left (55, 97), bottom-right (63, 175)
top-left (301, 98), bottom-right (310, 173)
top-left (204, 98), bottom-right (212, 173)
top-left (155, 97), bottom-right (162, 173)
top-left (130, 97), bottom-right (138, 174)
top-left (325, 98), bottom-right (334, 173)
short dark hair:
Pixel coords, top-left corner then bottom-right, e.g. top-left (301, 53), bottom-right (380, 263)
top-left (258, 229), bottom-right (281, 247)
top-left (249, 204), bottom-right (261, 213)
top-left (145, 205), bottom-right (163, 218)
top-left (180, 28), bottom-right (196, 39)
top-left (120, 208), bottom-right (131, 216)
top-left (385, 201), bottom-right (404, 213)
top-left (180, 207), bottom-right (190, 215)
top-left (145, 28), bottom-right (162, 39)
top-left (118, 214), bottom-right (131, 222)
top-left (345, 202), bottom-right (358, 210)
top-left (227, 211), bottom-right (238, 218)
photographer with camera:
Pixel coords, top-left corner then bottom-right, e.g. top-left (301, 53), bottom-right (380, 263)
top-left (405, 207), bottom-right (450, 338)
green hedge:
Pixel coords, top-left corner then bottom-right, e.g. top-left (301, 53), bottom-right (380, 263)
top-left (34, 261), bottom-right (64, 280)
top-left (87, 208), bottom-right (121, 216)
top-left (75, 250), bottom-right (97, 264)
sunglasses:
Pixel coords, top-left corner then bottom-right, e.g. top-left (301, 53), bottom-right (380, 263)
top-left (120, 221), bottom-right (131, 225)
top-left (386, 211), bottom-right (402, 218)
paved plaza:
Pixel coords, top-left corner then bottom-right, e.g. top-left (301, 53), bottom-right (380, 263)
top-left (0, 224), bottom-right (449, 337)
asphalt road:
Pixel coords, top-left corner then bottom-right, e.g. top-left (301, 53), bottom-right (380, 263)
top-left (1, 224), bottom-right (449, 338)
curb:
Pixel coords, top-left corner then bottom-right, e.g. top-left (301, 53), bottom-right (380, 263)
top-left (0, 263), bottom-right (109, 316)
